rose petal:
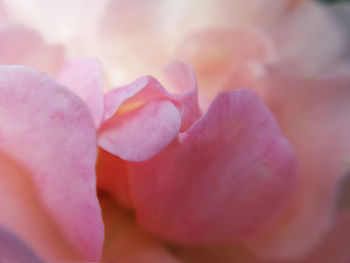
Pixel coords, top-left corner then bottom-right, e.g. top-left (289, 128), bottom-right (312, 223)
top-left (103, 76), bottom-right (178, 121)
top-left (267, 1), bottom-right (347, 76)
top-left (163, 60), bottom-right (201, 131)
top-left (246, 66), bottom-right (350, 260)
top-left (175, 27), bottom-right (275, 97)
top-left (99, 99), bottom-right (181, 162)
top-left (0, 225), bottom-right (44, 263)
top-left (0, 25), bottom-right (65, 75)
top-left (0, 152), bottom-right (80, 260)
top-left (127, 89), bottom-right (298, 244)
top-left (100, 194), bottom-right (182, 263)
top-left (58, 58), bottom-right (104, 127)
top-left (97, 148), bottom-right (132, 208)
top-left (0, 66), bottom-right (103, 260)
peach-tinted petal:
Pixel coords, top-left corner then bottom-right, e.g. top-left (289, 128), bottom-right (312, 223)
top-left (128, 89), bottom-right (298, 244)
top-left (58, 58), bottom-right (104, 127)
top-left (245, 67), bottom-right (350, 260)
top-left (99, 99), bottom-right (181, 162)
top-left (267, 1), bottom-right (347, 76)
top-left (175, 27), bottom-right (275, 97)
top-left (0, 225), bottom-right (44, 263)
top-left (0, 66), bottom-right (103, 260)
top-left (0, 25), bottom-right (65, 75)
top-left (328, 3), bottom-right (350, 63)
top-left (100, 75), bottom-right (186, 162)
top-left (102, 76), bottom-right (178, 121)
top-left (257, 212), bottom-right (350, 263)
top-left (0, 152), bottom-right (80, 260)
top-left (100, 194), bottom-right (182, 263)
top-left (97, 148), bottom-right (132, 208)
top-left (163, 60), bottom-right (201, 131)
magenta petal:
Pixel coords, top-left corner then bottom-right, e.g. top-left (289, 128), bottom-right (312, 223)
top-left (58, 58), bottom-right (104, 127)
top-left (0, 66), bottom-right (103, 260)
top-left (0, 226), bottom-right (44, 263)
top-left (128, 89), bottom-right (298, 244)
top-left (99, 99), bottom-right (181, 162)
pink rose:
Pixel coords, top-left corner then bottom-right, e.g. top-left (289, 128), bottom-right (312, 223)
top-left (0, 0), bottom-right (350, 262)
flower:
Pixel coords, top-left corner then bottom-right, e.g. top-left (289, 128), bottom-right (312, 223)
top-left (0, 0), bottom-right (350, 262)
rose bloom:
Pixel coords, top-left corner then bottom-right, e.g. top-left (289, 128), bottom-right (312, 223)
top-left (0, 0), bottom-right (350, 262)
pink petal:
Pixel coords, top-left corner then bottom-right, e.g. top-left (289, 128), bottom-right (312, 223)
top-left (127, 89), bottom-right (298, 244)
top-left (257, 212), bottom-right (350, 263)
top-left (99, 99), bottom-right (181, 162)
top-left (103, 76), bottom-right (178, 121)
top-left (0, 151), bottom-right (80, 260)
top-left (100, 195), bottom-right (182, 263)
top-left (58, 58), bottom-right (104, 127)
top-left (175, 27), bottom-right (275, 97)
top-left (0, 25), bottom-right (65, 75)
top-left (97, 148), bottom-right (132, 208)
top-left (100, 76), bottom-right (183, 162)
top-left (246, 66), bottom-right (350, 260)
top-left (267, 1), bottom-right (347, 76)
top-left (0, 66), bottom-right (103, 260)
top-left (163, 60), bottom-right (201, 131)
top-left (0, 225), bottom-right (44, 263)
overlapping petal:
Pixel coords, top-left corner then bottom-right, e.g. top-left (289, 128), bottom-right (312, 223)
top-left (58, 58), bottom-right (104, 127)
top-left (0, 66), bottom-right (104, 260)
top-left (245, 66), bottom-right (350, 260)
top-left (127, 89), bottom-right (298, 244)
top-left (0, 225), bottom-right (44, 263)
top-left (0, 25), bottom-right (65, 75)
top-left (100, 194), bottom-right (182, 263)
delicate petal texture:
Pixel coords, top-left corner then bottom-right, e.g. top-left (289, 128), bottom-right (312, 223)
top-left (100, 76), bottom-right (185, 162)
top-left (100, 195), bottom-right (182, 263)
top-left (0, 152), bottom-right (80, 260)
top-left (58, 58), bottom-right (104, 127)
top-left (2, 0), bottom-right (109, 43)
top-left (267, 1), bottom-right (347, 76)
top-left (246, 67), bottom-right (350, 260)
top-left (175, 27), bottom-right (275, 97)
top-left (103, 76), bottom-right (178, 121)
top-left (128, 89), bottom-right (298, 244)
top-left (0, 25), bottom-right (65, 75)
top-left (0, 225), bottom-right (44, 263)
top-left (0, 66), bottom-right (103, 260)
top-left (163, 60), bottom-right (201, 131)
top-left (257, 212), bottom-right (350, 263)
top-left (99, 99), bottom-right (181, 162)
top-left (294, 211), bottom-right (350, 263)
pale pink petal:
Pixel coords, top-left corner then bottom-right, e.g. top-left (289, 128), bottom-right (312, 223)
top-left (58, 58), bottom-right (104, 127)
top-left (103, 76), bottom-right (178, 121)
top-left (328, 3), bottom-right (350, 64)
top-left (99, 99), bottom-right (181, 162)
top-left (163, 60), bottom-right (201, 131)
top-left (267, 1), bottom-right (347, 76)
top-left (246, 67), bottom-right (350, 260)
top-left (127, 89), bottom-right (298, 244)
top-left (0, 226), bottom-right (44, 263)
top-left (0, 25), bottom-right (65, 75)
top-left (0, 151), bottom-right (80, 260)
top-left (0, 66), bottom-right (103, 260)
top-left (257, 212), bottom-right (350, 263)
top-left (175, 27), bottom-right (275, 103)
top-left (100, 195), bottom-right (182, 263)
